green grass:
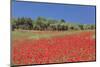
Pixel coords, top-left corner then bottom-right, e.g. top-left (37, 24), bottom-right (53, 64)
top-left (30, 34), bottom-right (53, 39)
top-left (12, 30), bottom-right (95, 40)
top-left (12, 31), bottom-right (55, 40)
top-left (12, 30), bottom-right (66, 40)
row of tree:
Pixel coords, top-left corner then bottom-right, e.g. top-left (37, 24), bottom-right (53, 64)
top-left (11, 17), bottom-right (95, 31)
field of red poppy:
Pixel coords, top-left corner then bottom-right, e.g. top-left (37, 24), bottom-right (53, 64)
top-left (12, 30), bottom-right (96, 65)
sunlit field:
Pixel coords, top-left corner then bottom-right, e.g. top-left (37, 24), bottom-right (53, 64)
top-left (12, 30), bottom-right (96, 65)
top-left (11, 1), bottom-right (96, 66)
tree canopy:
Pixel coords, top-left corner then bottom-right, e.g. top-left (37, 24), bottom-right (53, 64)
top-left (11, 17), bottom-right (95, 31)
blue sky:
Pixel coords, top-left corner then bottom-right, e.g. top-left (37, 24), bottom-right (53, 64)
top-left (12, 1), bottom-right (96, 24)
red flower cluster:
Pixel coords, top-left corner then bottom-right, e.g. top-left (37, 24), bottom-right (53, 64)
top-left (12, 31), bottom-right (96, 65)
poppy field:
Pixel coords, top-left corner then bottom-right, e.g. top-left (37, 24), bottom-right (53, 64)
top-left (12, 30), bottom-right (96, 65)
top-left (11, 1), bottom-right (96, 66)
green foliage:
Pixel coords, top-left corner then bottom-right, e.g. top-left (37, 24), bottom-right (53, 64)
top-left (11, 17), bottom-right (95, 31)
top-left (11, 17), bottom-right (33, 30)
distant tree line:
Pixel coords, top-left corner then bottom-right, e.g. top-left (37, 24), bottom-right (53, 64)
top-left (11, 17), bottom-right (95, 31)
